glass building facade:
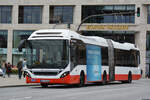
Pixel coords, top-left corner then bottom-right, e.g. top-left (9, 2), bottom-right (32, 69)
top-left (146, 32), bottom-right (150, 77)
top-left (82, 5), bottom-right (135, 23)
top-left (148, 6), bottom-right (150, 24)
top-left (50, 6), bottom-right (73, 24)
top-left (147, 32), bottom-right (150, 50)
top-left (0, 6), bottom-right (12, 23)
top-left (19, 6), bottom-right (42, 24)
top-left (13, 30), bottom-right (34, 65)
top-left (82, 31), bottom-right (135, 43)
top-left (0, 30), bottom-right (7, 63)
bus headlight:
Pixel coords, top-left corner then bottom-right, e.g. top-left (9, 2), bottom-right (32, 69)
top-left (26, 72), bottom-right (31, 78)
top-left (60, 71), bottom-right (70, 78)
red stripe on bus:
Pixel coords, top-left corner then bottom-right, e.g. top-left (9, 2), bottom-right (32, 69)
top-left (26, 74), bottom-right (141, 84)
top-left (115, 74), bottom-right (141, 81)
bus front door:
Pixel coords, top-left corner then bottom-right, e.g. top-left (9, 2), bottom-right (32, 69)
top-left (86, 45), bottom-right (102, 82)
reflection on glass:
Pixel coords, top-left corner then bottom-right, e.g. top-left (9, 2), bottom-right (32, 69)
top-left (148, 6), bottom-right (150, 24)
top-left (26, 40), bottom-right (69, 69)
top-left (13, 30), bottom-right (34, 66)
top-left (50, 6), bottom-right (73, 24)
top-left (19, 6), bottom-right (42, 24)
top-left (0, 6), bottom-right (12, 23)
top-left (0, 30), bottom-right (7, 63)
top-left (147, 32), bottom-right (150, 50)
top-left (82, 5), bottom-right (135, 23)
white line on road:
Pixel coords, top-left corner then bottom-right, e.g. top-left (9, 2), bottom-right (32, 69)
top-left (9, 96), bottom-right (32, 100)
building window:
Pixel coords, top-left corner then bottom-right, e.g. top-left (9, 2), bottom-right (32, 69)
top-left (147, 32), bottom-right (150, 50)
top-left (50, 6), bottom-right (73, 24)
top-left (19, 6), bottom-right (42, 24)
top-left (0, 6), bottom-right (12, 23)
top-left (0, 30), bottom-right (7, 63)
top-left (148, 6), bottom-right (150, 24)
top-left (82, 5), bottom-right (135, 23)
top-left (146, 32), bottom-right (150, 77)
top-left (13, 30), bottom-right (34, 66)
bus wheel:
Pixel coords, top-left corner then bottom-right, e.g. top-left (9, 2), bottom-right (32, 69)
top-left (79, 72), bottom-right (85, 87)
top-left (41, 83), bottom-right (48, 88)
top-left (102, 72), bottom-right (107, 85)
top-left (127, 72), bottom-right (132, 83)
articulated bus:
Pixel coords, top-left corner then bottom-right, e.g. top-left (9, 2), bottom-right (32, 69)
top-left (18, 29), bottom-right (141, 87)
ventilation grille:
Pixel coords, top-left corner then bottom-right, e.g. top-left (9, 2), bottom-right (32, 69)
top-left (36, 32), bottom-right (61, 35)
top-left (32, 36), bottom-right (63, 38)
top-left (33, 72), bottom-right (58, 76)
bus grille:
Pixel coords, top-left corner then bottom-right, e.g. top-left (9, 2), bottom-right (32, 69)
top-left (33, 72), bottom-right (58, 76)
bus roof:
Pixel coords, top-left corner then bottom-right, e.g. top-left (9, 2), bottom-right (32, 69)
top-left (28, 29), bottom-right (139, 51)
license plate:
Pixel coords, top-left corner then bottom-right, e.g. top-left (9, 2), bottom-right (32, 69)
top-left (31, 79), bottom-right (36, 82)
top-left (40, 80), bottom-right (50, 83)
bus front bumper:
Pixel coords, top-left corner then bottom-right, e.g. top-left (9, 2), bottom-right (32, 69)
top-left (26, 75), bottom-right (80, 84)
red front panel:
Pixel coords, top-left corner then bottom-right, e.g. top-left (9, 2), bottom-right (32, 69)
top-left (26, 75), bottom-right (80, 84)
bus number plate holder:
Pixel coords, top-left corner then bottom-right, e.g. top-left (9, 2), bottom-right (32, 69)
top-left (40, 80), bottom-right (50, 83)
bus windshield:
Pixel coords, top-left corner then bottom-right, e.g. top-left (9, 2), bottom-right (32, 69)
top-left (26, 40), bottom-right (69, 69)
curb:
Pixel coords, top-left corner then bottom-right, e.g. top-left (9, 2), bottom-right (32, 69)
top-left (0, 84), bottom-right (40, 88)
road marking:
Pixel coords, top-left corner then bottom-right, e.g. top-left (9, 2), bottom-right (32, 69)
top-left (9, 96), bottom-right (32, 100)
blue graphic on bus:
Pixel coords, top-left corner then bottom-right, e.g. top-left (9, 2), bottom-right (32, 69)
top-left (86, 45), bottom-right (102, 82)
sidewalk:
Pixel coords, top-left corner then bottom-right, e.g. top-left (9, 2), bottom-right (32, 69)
top-left (0, 75), bottom-right (39, 88)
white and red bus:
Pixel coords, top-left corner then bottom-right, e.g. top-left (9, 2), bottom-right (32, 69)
top-left (18, 29), bottom-right (141, 87)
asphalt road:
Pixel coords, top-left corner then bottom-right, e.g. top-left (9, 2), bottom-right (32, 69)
top-left (0, 79), bottom-right (150, 100)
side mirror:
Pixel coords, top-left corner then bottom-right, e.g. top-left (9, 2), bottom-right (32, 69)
top-left (18, 39), bottom-right (27, 52)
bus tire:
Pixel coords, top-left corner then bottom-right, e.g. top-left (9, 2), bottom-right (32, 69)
top-left (102, 71), bottom-right (107, 85)
top-left (41, 83), bottom-right (48, 88)
top-left (127, 72), bottom-right (132, 83)
top-left (79, 72), bottom-right (85, 87)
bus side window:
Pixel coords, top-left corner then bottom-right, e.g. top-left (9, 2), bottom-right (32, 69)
top-left (70, 42), bottom-right (78, 69)
top-left (114, 49), bottom-right (139, 67)
top-left (70, 39), bottom-right (86, 71)
top-left (101, 47), bottom-right (108, 66)
top-left (78, 44), bottom-right (86, 65)
top-left (133, 50), bottom-right (140, 67)
top-left (137, 51), bottom-right (140, 65)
